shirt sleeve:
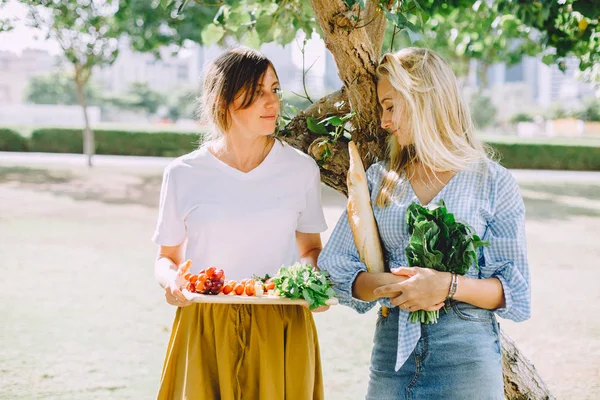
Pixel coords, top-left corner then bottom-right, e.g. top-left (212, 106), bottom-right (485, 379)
top-left (479, 169), bottom-right (531, 322)
top-left (297, 165), bottom-right (328, 233)
top-left (317, 209), bottom-right (378, 313)
top-left (317, 164), bottom-right (385, 314)
top-left (151, 165), bottom-right (187, 246)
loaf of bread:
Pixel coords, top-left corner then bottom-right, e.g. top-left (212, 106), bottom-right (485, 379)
top-left (347, 141), bottom-right (385, 273)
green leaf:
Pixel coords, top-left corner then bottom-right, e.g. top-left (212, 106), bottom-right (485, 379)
top-left (177, 0), bottom-right (191, 16)
top-left (344, 0), bottom-right (366, 9)
top-left (306, 116), bottom-right (329, 134)
top-left (281, 25), bottom-right (297, 45)
top-left (160, 0), bottom-right (174, 10)
top-left (201, 23), bottom-right (225, 46)
top-left (320, 115), bottom-right (344, 127)
top-left (255, 14), bottom-right (274, 42)
top-left (213, 5), bottom-right (230, 24)
top-left (385, 11), bottom-right (408, 29)
top-left (245, 29), bottom-right (261, 49)
top-left (406, 27), bottom-right (422, 44)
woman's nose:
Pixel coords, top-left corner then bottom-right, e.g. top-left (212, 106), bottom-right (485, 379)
top-left (265, 92), bottom-right (279, 109)
top-left (381, 115), bottom-right (391, 130)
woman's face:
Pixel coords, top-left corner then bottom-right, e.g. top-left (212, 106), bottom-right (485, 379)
top-left (228, 66), bottom-right (281, 138)
top-left (377, 76), bottom-right (411, 146)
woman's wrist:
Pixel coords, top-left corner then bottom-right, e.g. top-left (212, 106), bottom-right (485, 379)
top-left (446, 273), bottom-right (458, 300)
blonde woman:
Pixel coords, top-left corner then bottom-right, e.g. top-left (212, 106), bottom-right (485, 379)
top-left (318, 48), bottom-right (530, 399)
top-left (153, 48), bottom-right (327, 399)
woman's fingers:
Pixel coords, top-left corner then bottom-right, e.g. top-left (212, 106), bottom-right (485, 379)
top-left (396, 301), bottom-right (445, 313)
top-left (165, 284), bottom-right (192, 307)
top-left (171, 286), bottom-right (191, 307)
top-left (423, 302), bottom-right (445, 312)
top-left (391, 295), bottom-right (410, 308)
top-left (302, 304), bottom-right (330, 312)
top-left (390, 267), bottom-right (418, 277)
top-left (177, 259), bottom-right (192, 276)
top-left (164, 286), bottom-right (178, 306)
top-left (373, 282), bottom-right (405, 298)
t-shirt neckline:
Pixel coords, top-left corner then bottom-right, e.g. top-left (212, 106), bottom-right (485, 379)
top-left (203, 139), bottom-right (282, 179)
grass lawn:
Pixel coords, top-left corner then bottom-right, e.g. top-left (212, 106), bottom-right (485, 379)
top-left (0, 162), bottom-right (599, 399)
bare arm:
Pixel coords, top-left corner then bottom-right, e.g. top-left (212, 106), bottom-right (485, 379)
top-left (296, 231), bottom-right (323, 269)
top-left (353, 271), bottom-right (412, 302)
top-left (155, 243), bottom-right (185, 289)
top-left (375, 267), bottom-right (503, 312)
top-left (155, 242), bottom-right (191, 307)
top-left (454, 275), bottom-right (505, 310)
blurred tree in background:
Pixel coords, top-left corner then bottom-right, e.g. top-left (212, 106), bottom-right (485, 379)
top-left (105, 82), bottom-right (166, 118)
top-left (20, 0), bottom-right (123, 166)
top-left (25, 71), bottom-right (103, 106)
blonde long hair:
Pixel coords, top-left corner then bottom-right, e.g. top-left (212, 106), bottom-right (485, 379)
top-left (375, 47), bottom-right (491, 207)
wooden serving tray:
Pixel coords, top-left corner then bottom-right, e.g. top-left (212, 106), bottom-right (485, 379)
top-left (182, 290), bottom-right (338, 306)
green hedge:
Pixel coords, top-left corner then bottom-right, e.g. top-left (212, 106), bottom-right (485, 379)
top-left (28, 128), bottom-right (202, 157)
top-left (2, 127), bottom-right (600, 170)
top-left (485, 139), bottom-right (600, 171)
top-left (0, 128), bottom-right (28, 151)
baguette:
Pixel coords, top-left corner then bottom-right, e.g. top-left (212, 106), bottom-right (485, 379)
top-left (347, 141), bottom-right (385, 273)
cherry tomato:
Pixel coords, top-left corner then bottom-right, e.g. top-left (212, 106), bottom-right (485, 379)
top-left (245, 280), bottom-right (255, 296)
top-left (234, 283), bottom-right (245, 296)
top-left (222, 284), bottom-right (233, 295)
top-left (264, 279), bottom-right (275, 291)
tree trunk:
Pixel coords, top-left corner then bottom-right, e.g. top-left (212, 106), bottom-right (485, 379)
top-left (309, 0), bottom-right (388, 165)
top-left (282, 2), bottom-right (555, 398)
top-left (501, 330), bottom-right (555, 399)
top-left (74, 67), bottom-right (94, 167)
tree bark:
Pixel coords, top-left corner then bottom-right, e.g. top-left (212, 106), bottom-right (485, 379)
top-left (284, 3), bottom-right (555, 398)
top-left (501, 331), bottom-right (555, 399)
top-left (309, 0), bottom-right (388, 165)
top-left (364, 0), bottom-right (392, 60)
top-left (74, 66), bottom-right (94, 167)
top-left (282, 88), bottom-right (351, 195)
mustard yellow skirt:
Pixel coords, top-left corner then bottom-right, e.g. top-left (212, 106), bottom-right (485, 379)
top-left (156, 303), bottom-right (324, 400)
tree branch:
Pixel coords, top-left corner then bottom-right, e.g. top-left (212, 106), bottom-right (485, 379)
top-left (364, 0), bottom-right (392, 60)
top-left (309, 0), bottom-right (387, 164)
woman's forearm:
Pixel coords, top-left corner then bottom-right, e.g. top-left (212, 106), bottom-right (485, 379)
top-left (352, 271), bottom-right (409, 302)
top-left (301, 248), bottom-right (322, 269)
top-left (155, 257), bottom-right (178, 289)
top-left (453, 276), bottom-right (505, 310)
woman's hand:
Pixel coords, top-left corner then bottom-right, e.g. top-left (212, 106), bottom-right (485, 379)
top-left (304, 305), bottom-right (330, 313)
top-left (367, 268), bottom-right (417, 300)
top-left (164, 260), bottom-right (193, 307)
top-left (373, 267), bottom-right (450, 312)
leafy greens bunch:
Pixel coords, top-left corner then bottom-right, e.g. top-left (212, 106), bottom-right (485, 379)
top-left (273, 263), bottom-right (336, 310)
top-left (405, 200), bottom-right (489, 324)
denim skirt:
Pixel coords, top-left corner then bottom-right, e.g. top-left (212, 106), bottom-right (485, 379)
top-left (366, 301), bottom-right (504, 400)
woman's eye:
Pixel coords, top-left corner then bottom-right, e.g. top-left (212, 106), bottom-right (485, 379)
top-left (386, 106), bottom-right (393, 112)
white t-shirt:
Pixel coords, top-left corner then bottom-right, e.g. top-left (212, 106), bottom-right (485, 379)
top-left (152, 140), bottom-right (328, 281)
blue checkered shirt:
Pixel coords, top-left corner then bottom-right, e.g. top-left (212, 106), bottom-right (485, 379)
top-left (318, 159), bottom-right (531, 371)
